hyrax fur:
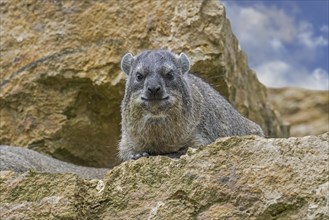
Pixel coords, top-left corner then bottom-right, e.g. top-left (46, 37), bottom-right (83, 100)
top-left (119, 50), bottom-right (264, 161)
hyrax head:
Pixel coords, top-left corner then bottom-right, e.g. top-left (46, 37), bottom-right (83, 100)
top-left (121, 50), bottom-right (190, 114)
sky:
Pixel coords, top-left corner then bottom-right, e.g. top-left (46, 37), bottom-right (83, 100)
top-left (222, 0), bottom-right (329, 90)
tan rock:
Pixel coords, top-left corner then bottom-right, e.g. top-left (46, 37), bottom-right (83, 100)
top-left (1, 133), bottom-right (328, 219)
top-left (268, 87), bottom-right (329, 137)
top-left (0, 0), bottom-right (285, 167)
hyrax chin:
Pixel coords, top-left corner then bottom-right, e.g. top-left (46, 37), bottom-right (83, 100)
top-left (119, 49), bottom-right (264, 161)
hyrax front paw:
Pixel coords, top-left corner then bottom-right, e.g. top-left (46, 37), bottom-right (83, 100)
top-left (129, 152), bottom-right (150, 160)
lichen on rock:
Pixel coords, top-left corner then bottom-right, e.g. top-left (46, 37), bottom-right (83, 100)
top-left (1, 133), bottom-right (328, 219)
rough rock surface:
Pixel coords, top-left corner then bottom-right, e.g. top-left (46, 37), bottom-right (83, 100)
top-left (0, 145), bottom-right (108, 179)
top-left (1, 0), bottom-right (284, 167)
top-left (1, 133), bottom-right (328, 219)
top-left (268, 88), bottom-right (329, 137)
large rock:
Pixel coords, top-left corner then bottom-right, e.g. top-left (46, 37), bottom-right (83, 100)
top-left (1, 133), bottom-right (328, 219)
top-left (0, 0), bottom-right (285, 168)
top-left (268, 88), bottom-right (329, 137)
top-left (0, 145), bottom-right (108, 179)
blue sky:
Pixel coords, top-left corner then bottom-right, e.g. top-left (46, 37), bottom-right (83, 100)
top-left (222, 0), bottom-right (328, 90)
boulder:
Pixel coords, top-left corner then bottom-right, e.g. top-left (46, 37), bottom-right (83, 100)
top-left (1, 133), bottom-right (328, 219)
top-left (268, 88), bottom-right (329, 137)
top-left (0, 145), bottom-right (108, 179)
top-left (0, 0), bottom-right (285, 168)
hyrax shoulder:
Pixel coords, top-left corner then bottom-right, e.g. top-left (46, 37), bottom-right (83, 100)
top-left (119, 50), bottom-right (264, 161)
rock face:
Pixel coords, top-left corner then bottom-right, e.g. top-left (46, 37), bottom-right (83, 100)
top-left (0, 0), bottom-right (285, 168)
top-left (1, 134), bottom-right (328, 219)
top-left (268, 88), bottom-right (329, 137)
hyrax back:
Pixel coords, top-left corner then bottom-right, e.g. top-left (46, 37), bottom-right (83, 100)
top-left (119, 50), bottom-right (264, 161)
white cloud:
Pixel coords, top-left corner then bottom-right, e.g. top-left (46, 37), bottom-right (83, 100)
top-left (270, 39), bottom-right (284, 51)
top-left (222, 0), bottom-right (329, 90)
top-left (224, 3), bottom-right (296, 47)
top-left (298, 22), bottom-right (328, 48)
top-left (255, 60), bottom-right (291, 88)
top-left (311, 68), bottom-right (329, 85)
top-left (256, 61), bottom-right (328, 90)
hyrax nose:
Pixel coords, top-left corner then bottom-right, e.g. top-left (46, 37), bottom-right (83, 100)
top-left (147, 85), bottom-right (161, 95)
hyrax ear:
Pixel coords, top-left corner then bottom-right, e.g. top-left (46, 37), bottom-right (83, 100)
top-left (178, 53), bottom-right (190, 74)
top-left (121, 53), bottom-right (135, 75)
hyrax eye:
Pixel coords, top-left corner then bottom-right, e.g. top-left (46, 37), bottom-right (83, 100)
top-left (136, 72), bottom-right (144, 81)
top-left (166, 71), bottom-right (174, 80)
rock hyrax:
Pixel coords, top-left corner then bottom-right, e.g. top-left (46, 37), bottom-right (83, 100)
top-left (119, 50), bottom-right (264, 161)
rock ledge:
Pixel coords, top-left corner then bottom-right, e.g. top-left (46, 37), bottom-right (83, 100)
top-left (1, 133), bottom-right (328, 219)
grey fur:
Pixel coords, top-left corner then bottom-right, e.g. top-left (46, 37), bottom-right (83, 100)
top-left (119, 50), bottom-right (264, 161)
top-left (0, 145), bottom-right (108, 179)
top-left (121, 52), bottom-right (134, 75)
